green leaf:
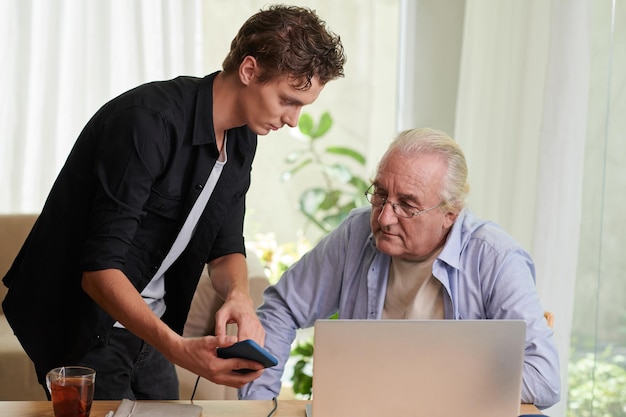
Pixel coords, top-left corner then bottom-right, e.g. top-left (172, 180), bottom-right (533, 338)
top-left (339, 201), bottom-right (358, 212)
top-left (325, 146), bottom-right (366, 165)
top-left (323, 164), bottom-right (352, 183)
top-left (299, 377), bottom-right (313, 399)
top-left (322, 204), bottom-right (357, 229)
top-left (349, 176), bottom-right (370, 192)
top-left (291, 373), bottom-right (313, 398)
top-left (318, 190), bottom-right (340, 210)
top-left (299, 188), bottom-right (327, 214)
top-left (300, 209), bottom-right (333, 234)
top-left (292, 342), bottom-right (314, 357)
top-left (290, 356), bottom-right (314, 398)
top-left (298, 113), bottom-right (314, 136)
top-left (281, 159), bottom-right (313, 182)
top-left (293, 359), bottom-right (306, 371)
top-left (311, 112), bottom-right (333, 139)
top-left (321, 213), bottom-right (346, 230)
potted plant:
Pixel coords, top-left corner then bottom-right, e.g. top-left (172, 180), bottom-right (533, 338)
top-left (281, 111), bottom-right (369, 237)
top-left (279, 111), bottom-right (368, 398)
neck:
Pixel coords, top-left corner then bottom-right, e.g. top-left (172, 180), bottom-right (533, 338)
top-left (212, 72), bottom-right (244, 135)
top-left (215, 131), bottom-right (225, 153)
top-left (395, 242), bottom-right (445, 265)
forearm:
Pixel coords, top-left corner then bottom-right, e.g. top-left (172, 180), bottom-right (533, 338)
top-left (208, 253), bottom-right (264, 342)
top-left (81, 269), bottom-right (182, 360)
top-left (208, 253), bottom-right (250, 301)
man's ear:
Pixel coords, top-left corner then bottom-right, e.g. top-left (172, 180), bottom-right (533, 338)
top-left (239, 56), bottom-right (258, 86)
top-left (443, 210), bottom-right (458, 230)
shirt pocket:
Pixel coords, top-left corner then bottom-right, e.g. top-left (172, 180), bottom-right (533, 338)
top-left (144, 189), bottom-right (183, 221)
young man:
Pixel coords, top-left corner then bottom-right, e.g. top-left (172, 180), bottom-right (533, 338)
top-left (239, 128), bottom-right (561, 409)
top-left (2, 5), bottom-right (345, 400)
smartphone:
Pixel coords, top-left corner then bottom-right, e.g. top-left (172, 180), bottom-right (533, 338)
top-left (216, 339), bottom-right (278, 373)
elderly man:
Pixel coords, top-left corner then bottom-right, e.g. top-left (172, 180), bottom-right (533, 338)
top-left (239, 127), bottom-right (560, 409)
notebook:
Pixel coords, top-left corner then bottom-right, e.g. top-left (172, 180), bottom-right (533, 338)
top-left (111, 399), bottom-right (202, 417)
top-left (307, 319), bottom-right (526, 417)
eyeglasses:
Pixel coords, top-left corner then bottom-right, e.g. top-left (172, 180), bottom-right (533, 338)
top-left (364, 184), bottom-right (443, 218)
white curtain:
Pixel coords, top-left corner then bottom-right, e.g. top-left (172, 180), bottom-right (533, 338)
top-left (532, 2), bottom-right (590, 417)
top-left (454, 1), bottom-right (590, 416)
top-left (455, 0), bottom-right (552, 249)
top-left (0, 0), bottom-right (204, 213)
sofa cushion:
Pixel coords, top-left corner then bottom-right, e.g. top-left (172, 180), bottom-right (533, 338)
top-left (0, 214), bottom-right (38, 315)
top-left (0, 315), bottom-right (47, 399)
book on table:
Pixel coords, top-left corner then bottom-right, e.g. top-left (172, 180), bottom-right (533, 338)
top-left (112, 399), bottom-right (202, 417)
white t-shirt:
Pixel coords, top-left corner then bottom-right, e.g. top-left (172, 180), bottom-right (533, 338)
top-left (382, 253), bottom-right (444, 320)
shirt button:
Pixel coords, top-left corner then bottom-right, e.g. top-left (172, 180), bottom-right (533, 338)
top-left (196, 184), bottom-right (204, 190)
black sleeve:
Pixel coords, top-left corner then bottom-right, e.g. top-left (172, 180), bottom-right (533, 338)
top-left (81, 106), bottom-right (171, 271)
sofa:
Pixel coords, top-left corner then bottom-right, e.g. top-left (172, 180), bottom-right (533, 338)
top-left (0, 213), bottom-right (270, 400)
top-left (0, 214), bottom-right (46, 400)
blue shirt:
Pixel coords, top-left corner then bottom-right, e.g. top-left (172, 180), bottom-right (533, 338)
top-left (240, 207), bottom-right (560, 408)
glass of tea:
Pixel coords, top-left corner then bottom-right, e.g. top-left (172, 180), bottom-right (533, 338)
top-left (46, 366), bottom-right (96, 417)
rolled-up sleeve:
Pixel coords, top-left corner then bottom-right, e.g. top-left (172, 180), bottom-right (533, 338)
top-left (82, 107), bottom-right (170, 271)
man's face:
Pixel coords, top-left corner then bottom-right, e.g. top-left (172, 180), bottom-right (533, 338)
top-left (369, 151), bottom-right (457, 262)
top-left (241, 74), bottom-right (324, 135)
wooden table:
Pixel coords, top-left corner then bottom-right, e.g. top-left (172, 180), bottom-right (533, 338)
top-left (0, 400), bottom-right (542, 416)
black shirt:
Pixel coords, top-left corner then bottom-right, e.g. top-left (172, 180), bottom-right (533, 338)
top-left (2, 71), bottom-right (257, 382)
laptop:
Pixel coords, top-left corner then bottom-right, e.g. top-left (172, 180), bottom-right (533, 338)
top-left (306, 319), bottom-right (526, 417)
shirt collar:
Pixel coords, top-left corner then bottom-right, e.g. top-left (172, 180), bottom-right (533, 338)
top-left (192, 71), bottom-right (219, 146)
top-left (437, 208), bottom-right (468, 270)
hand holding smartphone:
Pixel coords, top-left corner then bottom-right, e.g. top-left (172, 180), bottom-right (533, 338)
top-left (216, 339), bottom-right (278, 373)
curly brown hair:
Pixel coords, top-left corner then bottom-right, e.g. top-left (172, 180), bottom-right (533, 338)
top-left (222, 4), bottom-right (346, 90)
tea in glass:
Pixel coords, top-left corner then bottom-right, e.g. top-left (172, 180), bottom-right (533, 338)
top-left (46, 366), bottom-right (95, 417)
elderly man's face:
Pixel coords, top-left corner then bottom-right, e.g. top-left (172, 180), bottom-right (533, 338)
top-left (369, 151), bottom-right (457, 262)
